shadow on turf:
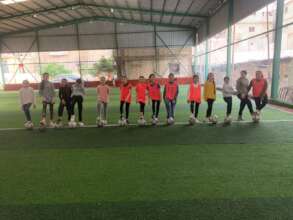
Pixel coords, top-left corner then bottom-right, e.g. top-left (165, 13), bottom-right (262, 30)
top-left (1, 198), bottom-right (293, 220)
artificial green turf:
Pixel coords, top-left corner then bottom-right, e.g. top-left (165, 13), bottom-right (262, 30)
top-left (0, 87), bottom-right (292, 219)
top-left (0, 87), bottom-right (292, 128)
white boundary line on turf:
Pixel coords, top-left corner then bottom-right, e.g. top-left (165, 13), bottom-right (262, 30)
top-left (0, 119), bottom-right (292, 132)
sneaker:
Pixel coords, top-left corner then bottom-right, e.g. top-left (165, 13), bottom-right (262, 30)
top-left (195, 118), bottom-right (201, 123)
top-left (103, 120), bottom-right (108, 125)
top-left (49, 121), bottom-right (56, 128)
top-left (70, 115), bottom-right (75, 122)
top-left (78, 122), bottom-right (85, 127)
top-left (237, 116), bottom-right (243, 121)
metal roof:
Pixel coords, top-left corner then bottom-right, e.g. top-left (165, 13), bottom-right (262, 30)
top-left (0, 0), bottom-right (225, 36)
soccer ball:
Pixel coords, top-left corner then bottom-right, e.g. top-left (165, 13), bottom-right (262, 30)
top-left (252, 113), bottom-right (260, 123)
top-left (224, 116), bottom-right (232, 125)
top-left (25, 122), bottom-right (34, 130)
top-left (55, 122), bottom-right (63, 128)
top-left (167, 117), bottom-right (174, 125)
top-left (188, 115), bottom-right (196, 125)
top-left (39, 121), bottom-right (47, 132)
top-left (211, 115), bottom-right (218, 124)
top-left (68, 121), bottom-right (77, 128)
top-left (137, 118), bottom-right (146, 126)
top-left (118, 118), bottom-right (127, 126)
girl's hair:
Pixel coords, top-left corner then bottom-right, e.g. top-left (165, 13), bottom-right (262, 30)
top-left (241, 70), bottom-right (247, 75)
top-left (224, 76), bottom-right (230, 81)
top-left (169, 73), bottom-right (175, 78)
top-left (23, 80), bottom-right (29, 84)
top-left (193, 74), bottom-right (199, 79)
top-left (149, 73), bottom-right (155, 79)
top-left (76, 78), bottom-right (82, 84)
top-left (139, 75), bottom-right (145, 79)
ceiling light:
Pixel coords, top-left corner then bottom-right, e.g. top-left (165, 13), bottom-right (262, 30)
top-left (0, 0), bottom-right (27, 5)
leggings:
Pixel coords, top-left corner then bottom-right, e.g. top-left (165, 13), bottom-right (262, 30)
top-left (223, 97), bottom-right (232, 116)
top-left (97, 101), bottom-right (108, 121)
top-left (139, 102), bottom-right (145, 115)
top-left (22, 103), bottom-right (32, 121)
top-left (237, 94), bottom-right (254, 116)
top-left (190, 101), bottom-right (200, 118)
top-left (72, 96), bottom-right (83, 122)
top-left (152, 100), bottom-right (161, 118)
top-left (58, 99), bottom-right (72, 121)
top-left (206, 99), bottom-right (215, 118)
top-left (120, 101), bottom-right (130, 119)
top-left (254, 95), bottom-right (268, 111)
top-left (42, 102), bottom-right (54, 120)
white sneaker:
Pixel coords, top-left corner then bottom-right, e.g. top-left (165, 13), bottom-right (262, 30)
top-left (195, 118), bottom-right (201, 123)
top-left (103, 120), bottom-right (108, 125)
top-left (70, 115), bottom-right (75, 122)
top-left (78, 122), bottom-right (85, 127)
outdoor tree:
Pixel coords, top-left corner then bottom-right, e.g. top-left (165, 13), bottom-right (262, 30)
top-left (41, 63), bottom-right (71, 76)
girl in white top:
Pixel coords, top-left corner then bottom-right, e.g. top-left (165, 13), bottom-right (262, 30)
top-left (19, 80), bottom-right (36, 126)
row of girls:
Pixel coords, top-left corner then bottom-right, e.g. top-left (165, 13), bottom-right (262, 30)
top-left (19, 70), bottom-right (268, 128)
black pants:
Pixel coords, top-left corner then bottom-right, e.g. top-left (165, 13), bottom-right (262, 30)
top-left (223, 97), bottom-right (232, 116)
top-left (254, 95), bottom-right (268, 111)
top-left (22, 103), bottom-right (32, 121)
top-left (72, 96), bottom-right (83, 122)
top-left (58, 99), bottom-right (72, 121)
top-left (139, 102), bottom-right (145, 115)
top-left (190, 101), bottom-right (200, 118)
top-left (206, 99), bottom-right (214, 118)
top-left (42, 102), bottom-right (54, 120)
top-left (152, 100), bottom-right (160, 118)
top-left (237, 94), bottom-right (254, 116)
top-left (120, 101), bottom-right (130, 119)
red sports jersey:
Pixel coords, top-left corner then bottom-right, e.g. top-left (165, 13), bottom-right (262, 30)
top-left (147, 82), bottom-right (161, 101)
top-left (188, 83), bottom-right (201, 103)
top-left (136, 83), bottom-right (147, 103)
top-left (120, 83), bottom-right (132, 103)
top-left (251, 78), bottom-right (267, 97)
top-left (165, 81), bottom-right (178, 101)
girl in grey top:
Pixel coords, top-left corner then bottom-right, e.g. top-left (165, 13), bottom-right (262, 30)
top-left (236, 70), bottom-right (254, 121)
top-left (39, 72), bottom-right (55, 127)
top-left (71, 78), bottom-right (85, 126)
top-left (222, 76), bottom-right (236, 118)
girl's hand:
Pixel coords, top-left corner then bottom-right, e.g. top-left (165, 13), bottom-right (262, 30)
top-left (187, 100), bottom-right (190, 104)
top-left (33, 104), bottom-right (36, 109)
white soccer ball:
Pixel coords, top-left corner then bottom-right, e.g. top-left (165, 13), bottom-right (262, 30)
top-left (167, 117), bottom-right (174, 125)
top-left (224, 116), bottom-right (232, 124)
top-left (25, 122), bottom-right (34, 130)
top-left (253, 114), bottom-right (260, 123)
top-left (55, 122), bottom-right (63, 128)
top-left (211, 115), bottom-right (218, 124)
top-left (68, 121), bottom-right (77, 128)
top-left (137, 118), bottom-right (146, 126)
top-left (118, 118), bottom-right (127, 126)
top-left (188, 116), bottom-right (196, 125)
top-left (151, 118), bottom-right (157, 125)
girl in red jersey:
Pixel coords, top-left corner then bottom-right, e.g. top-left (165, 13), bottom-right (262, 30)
top-left (248, 70), bottom-right (268, 117)
top-left (187, 74), bottom-right (201, 123)
top-left (119, 76), bottom-right (132, 124)
top-left (148, 73), bottom-right (161, 123)
top-left (136, 76), bottom-right (147, 123)
top-left (163, 73), bottom-right (179, 124)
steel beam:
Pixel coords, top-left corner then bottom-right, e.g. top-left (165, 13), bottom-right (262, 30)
top-left (271, 0), bottom-right (284, 99)
top-left (1, 15), bottom-right (195, 37)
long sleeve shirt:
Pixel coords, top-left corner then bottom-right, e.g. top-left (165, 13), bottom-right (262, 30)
top-left (72, 83), bottom-right (85, 97)
top-left (222, 83), bottom-right (235, 98)
top-left (19, 87), bottom-right (35, 106)
top-left (39, 80), bottom-right (55, 102)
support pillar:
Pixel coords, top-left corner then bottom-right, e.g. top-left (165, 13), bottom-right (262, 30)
top-left (204, 19), bottom-right (209, 80)
top-left (271, 0), bottom-right (284, 99)
top-left (226, 0), bottom-right (234, 77)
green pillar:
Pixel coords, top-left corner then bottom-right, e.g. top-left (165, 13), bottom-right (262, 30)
top-left (226, 0), bottom-right (234, 77)
top-left (271, 0), bottom-right (284, 99)
top-left (0, 38), bottom-right (5, 87)
top-left (193, 33), bottom-right (198, 74)
top-left (204, 19), bottom-right (209, 80)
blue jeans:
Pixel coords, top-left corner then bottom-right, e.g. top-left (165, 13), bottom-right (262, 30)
top-left (165, 99), bottom-right (176, 119)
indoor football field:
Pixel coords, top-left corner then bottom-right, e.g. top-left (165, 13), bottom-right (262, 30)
top-left (0, 87), bottom-right (293, 219)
